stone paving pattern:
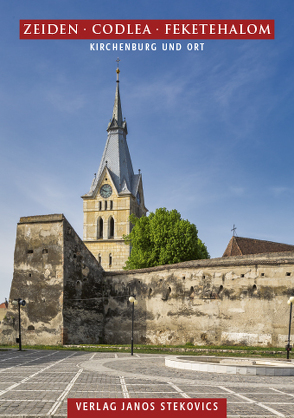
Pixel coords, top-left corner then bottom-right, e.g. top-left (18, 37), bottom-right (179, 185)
top-left (0, 349), bottom-right (294, 417)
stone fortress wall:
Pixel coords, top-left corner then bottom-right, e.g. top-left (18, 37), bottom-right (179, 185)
top-left (104, 253), bottom-right (294, 347)
top-left (0, 215), bottom-right (105, 346)
top-left (1, 215), bottom-right (293, 348)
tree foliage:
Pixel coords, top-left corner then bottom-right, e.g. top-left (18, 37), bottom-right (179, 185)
top-left (123, 208), bottom-right (209, 270)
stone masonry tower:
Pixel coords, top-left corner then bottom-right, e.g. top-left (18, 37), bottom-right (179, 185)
top-left (82, 66), bottom-right (147, 270)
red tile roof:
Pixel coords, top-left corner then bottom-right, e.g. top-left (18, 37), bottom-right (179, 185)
top-left (223, 236), bottom-right (294, 257)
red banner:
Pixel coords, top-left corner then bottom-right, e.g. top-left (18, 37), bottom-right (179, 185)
top-left (67, 399), bottom-right (227, 418)
top-left (20, 20), bottom-right (274, 40)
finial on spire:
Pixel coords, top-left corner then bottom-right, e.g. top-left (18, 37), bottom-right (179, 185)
top-left (231, 224), bottom-right (237, 237)
top-left (116, 57), bottom-right (120, 82)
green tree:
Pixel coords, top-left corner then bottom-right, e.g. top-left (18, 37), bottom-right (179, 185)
top-left (123, 208), bottom-right (209, 270)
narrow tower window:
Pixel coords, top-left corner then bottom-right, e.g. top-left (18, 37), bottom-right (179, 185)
top-left (110, 201), bottom-right (113, 210)
top-left (105, 201), bottom-right (108, 210)
top-left (109, 217), bottom-right (114, 238)
top-left (99, 201), bottom-right (102, 211)
top-left (98, 254), bottom-right (101, 265)
top-left (109, 253), bottom-right (112, 266)
top-left (97, 217), bottom-right (103, 239)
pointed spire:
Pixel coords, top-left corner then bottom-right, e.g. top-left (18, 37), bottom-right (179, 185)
top-left (113, 69), bottom-right (123, 125)
top-left (107, 58), bottom-right (127, 133)
top-left (85, 60), bottom-right (133, 196)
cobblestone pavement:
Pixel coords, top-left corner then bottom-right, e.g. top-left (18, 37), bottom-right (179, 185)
top-left (0, 349), bottom-right (294, 417)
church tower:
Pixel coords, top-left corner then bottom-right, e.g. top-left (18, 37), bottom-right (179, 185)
top-left (82, 66), bottom-right (147, 270)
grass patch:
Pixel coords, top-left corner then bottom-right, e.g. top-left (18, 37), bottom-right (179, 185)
top-left (0, 343), bottom-right (288, 358)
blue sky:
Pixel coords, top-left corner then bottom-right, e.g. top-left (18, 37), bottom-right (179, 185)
top-left (0, 0), bottom-right (294, 302)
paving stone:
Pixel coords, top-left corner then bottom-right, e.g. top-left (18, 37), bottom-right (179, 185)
top-left (67, 391), bottom-right (123, 398)
top-left (226, 403), bottom-right (276, 415)
top-left (245, 394), bottom-right (294, 402)
top-left (178, 385), bottom-right (229, 393)
top-left (267, 404), bottom-right (294, 415)
top-left (227, 387), bottom-right (279, 393)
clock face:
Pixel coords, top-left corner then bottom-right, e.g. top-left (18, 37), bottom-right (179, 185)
top-left (100, 184), bottom-right (112, 198)
top-left (136, 192), bottom-right (141, 205)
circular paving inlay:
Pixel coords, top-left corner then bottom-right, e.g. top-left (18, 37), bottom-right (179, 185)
top-left (165, 355), bottom-right (294, 376)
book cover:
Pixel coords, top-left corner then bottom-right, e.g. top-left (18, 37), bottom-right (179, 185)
top-left (0, 2), bottom-right (293, 416)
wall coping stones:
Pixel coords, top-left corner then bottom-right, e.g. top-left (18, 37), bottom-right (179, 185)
top-left (19, 214), bottom-right (65, 224)
top-left (104, 251), bottom-right (294, 276)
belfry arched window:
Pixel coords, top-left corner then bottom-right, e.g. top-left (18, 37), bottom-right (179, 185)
top-left (97, 217), bottom-right (103, 239)
top-left (109, 216), bottom-right (114, 239)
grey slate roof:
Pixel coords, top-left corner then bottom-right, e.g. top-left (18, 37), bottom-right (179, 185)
top-left (85, 74), bottom-right (139, 197)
